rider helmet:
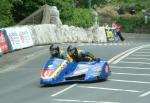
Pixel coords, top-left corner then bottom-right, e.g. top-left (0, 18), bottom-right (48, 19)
top-left (49, 44), bottom-right (60, 57)
top-left (67, 45), bottom-right (78, 58)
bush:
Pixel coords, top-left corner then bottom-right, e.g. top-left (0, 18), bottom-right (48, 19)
top-left (0, 0), bottom-right (14, 27)
top-left (11, 0), bottom-right (74, 24)
top-left (65, 8), bottom-right (94, 28)
top-left (135, 3), bottom-right (145, 11)
top-left (114, 14), bottom-right (144, 32)
top-left (48, 0), bottom-right (74, 24)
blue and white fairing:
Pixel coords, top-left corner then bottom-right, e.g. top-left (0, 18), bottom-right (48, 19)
top-left (40, 58), bottom-right (111, 85)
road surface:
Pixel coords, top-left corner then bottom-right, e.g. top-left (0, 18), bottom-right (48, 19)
top-left (0, 33), bottom-right (150, 103)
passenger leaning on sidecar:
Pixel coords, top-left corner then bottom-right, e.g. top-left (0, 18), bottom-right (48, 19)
top-left (66, 45), bottom-right (100, 62)
top-left (49, 44), bottom-right (66, 59)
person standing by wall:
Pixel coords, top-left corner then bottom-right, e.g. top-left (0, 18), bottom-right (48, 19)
top-left (112, 21), bottom-right (125, 41)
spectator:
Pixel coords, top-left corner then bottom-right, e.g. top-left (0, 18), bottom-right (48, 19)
top-left (116, 6), bottom-right (124, 15)
top-left (103, 22), bottom-right (109, 28)
top-left (128, 6), bottom-right (136, 15)
top-left (112, 21), bottom-right (125, 41)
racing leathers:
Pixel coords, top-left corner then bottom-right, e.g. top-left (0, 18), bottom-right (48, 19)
top-left (49, 44), bottom-right (100, 62)
top-left (49, 44), bottom-right (66, 59)
top-left (66, 49), bottom-right (96, 62)
top-left (50, 50), bottom-right (66, 59)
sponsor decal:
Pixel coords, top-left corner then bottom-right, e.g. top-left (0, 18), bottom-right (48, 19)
top-left (73, 68), bottom-right (88, 75)
top-left (5, 27), bottom-right (33, 50)
top-left (92, 66), bottom-right (101, 72)
top-left (0, 31), bottom-right (9, 53)
top-left (41, 60), bottom-right (67, 79)
top-left (48, 64), bottom-right (54, 69)
top-left (41, 69), bottom-right (55, 78)
top-left (73, 64), bottom-right (90, 75)
top-left (77, 64), bottom-right (89, 69)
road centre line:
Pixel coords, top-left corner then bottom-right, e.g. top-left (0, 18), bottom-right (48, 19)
top-left (112, 44), bottom-right (150, 64)
top-left (139, 91), bottom-right (150, 98)
top-left (110, 65), bottom-right (150, 70)
top-left (51, 84), bottom-right (77, 97)
top-left (120, 61), bottom-right (150, 65)
top-left (125, 57), bottom-right (150, 61)
top-left (112, 72), bottom-right (150, 76)
top-left (110, 79), bottom-right (150, 84)
top-left (78, 86), bottom-right (142, 93)
top-left (53, 99), bottom-right (120, 103)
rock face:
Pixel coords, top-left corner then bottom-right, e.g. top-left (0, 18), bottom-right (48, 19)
top-left (15, 4), bottom-right (108, 44)
top-left (42, 5), bottom-right (62, 25)
top-left (26, 24), bottom-right (107, 45)
top-left (17, 4), bottom-right (62, 25)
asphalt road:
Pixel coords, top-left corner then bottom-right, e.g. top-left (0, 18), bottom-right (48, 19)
top-left (0, 33), bottom-right (150, 103)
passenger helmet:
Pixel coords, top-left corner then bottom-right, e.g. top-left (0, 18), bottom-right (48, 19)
top-left (67, 45), bottom-right (78, 58)
top-left (49, 44), bottom-right (60, 57)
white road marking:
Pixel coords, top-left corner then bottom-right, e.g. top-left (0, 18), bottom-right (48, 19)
top-left (53, 99), bottom-right (120, 103)
top-left (108, 47), bottom-right (135, 63)
top-left (125, 57), bottom-right (150, 61)
top-left (112, 44), bottom-right (150, 64)
top-left (131, 54), bottom-right (150, 57)
top-left (141, 48), bottom-right (150, 50)
top-left (110, 65), bottom-right (150, 70)
top-left (51, 84), bottom-right (77, 97)
top-left (112, 72), bottom-right (150, 76)
top-left (110, 79), bottom-right (150, 84)
top-left (139, 91), bottom-right (150, 98)
top-left (80, 44), bottom-right (145, 65)
top-left (136, 52), bottom-right (150, 54)
top-left (111, 47), bottom-right (138, 64)
top-left (120, 61), bottom-right (150, 65)
top-left (78, 86), bottom-right (142, 93)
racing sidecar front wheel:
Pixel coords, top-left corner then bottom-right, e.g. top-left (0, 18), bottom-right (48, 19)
top-left (104, 65), bottom-right (110, 80)
top-left (105, 76), bottom-right (108, 81)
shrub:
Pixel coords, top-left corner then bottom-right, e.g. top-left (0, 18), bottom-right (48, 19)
top-left (65, 8), bottom-right (94, 28)
top-left (0, 0), bottom-right (14, 27)
top-left (114, 14), bottom-right (144, 32)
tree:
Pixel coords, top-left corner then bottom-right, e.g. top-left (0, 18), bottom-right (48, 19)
top-left (11, 0), bottom-right (45, 22)
top-left (65, 8), bottom-right (94, 28)
top-left (11, 0), bottom-right (74, 24)
top-left (46, 0), bottom-right (74, 24)
top-left (0, 0), bottom-right (14, 27)
top-left (74, 0), bottom-right (107, 8)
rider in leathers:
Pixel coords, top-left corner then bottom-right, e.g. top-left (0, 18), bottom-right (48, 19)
top-left (49, 44), bottom-right (100, 62)
top-left (66, 45), bottom-right (100, 62)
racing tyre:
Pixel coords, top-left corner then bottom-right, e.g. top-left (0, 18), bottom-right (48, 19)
top-left (105, 65), bottom-right (109, 81)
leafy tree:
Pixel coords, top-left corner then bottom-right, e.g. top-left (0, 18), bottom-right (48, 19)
top-left (65, 8), bottom-right (94, 28)
top-left (74, 0), bottom-right (107, 8)
top-left (46, 0), bottom-right (74, 24)
top-left (11, 0), bottom-right (74, 24)
top-left (11, 0), bottom-right (45, 22)
top-left (0, 0), bottom-right (14, 27)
